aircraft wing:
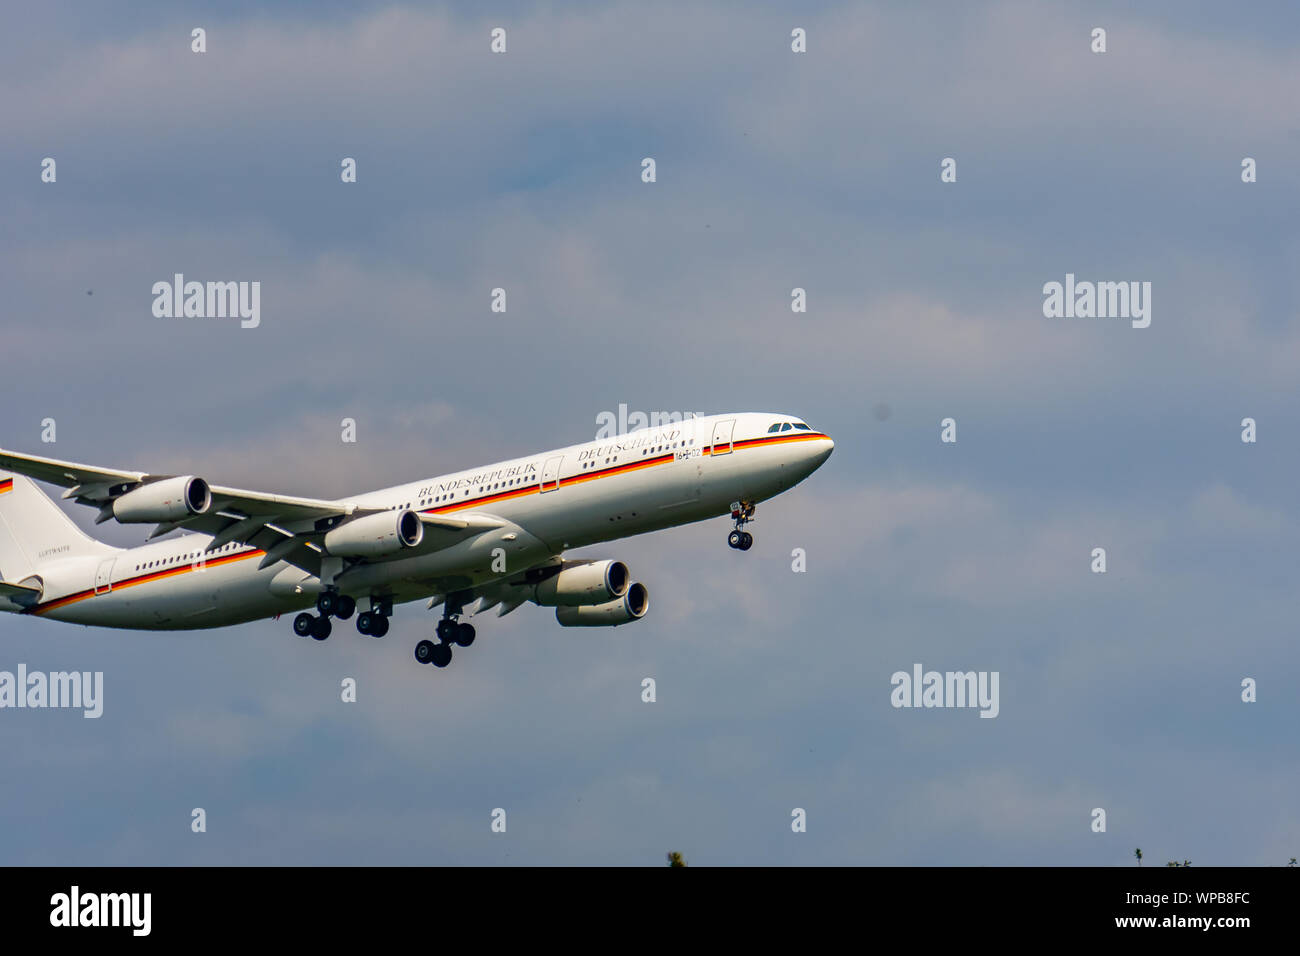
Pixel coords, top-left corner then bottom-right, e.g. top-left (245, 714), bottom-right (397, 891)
top-left (0, 446), bottom-right (358, 575)
top-left (0, 446), bottom-right (506, 579)
top-left (0, 447), bottom-right (150, 491)
top-left (0, 447), bottom-right (345, 520)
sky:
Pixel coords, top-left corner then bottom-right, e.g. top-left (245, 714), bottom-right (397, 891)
top-left (1, 0), bottom-right (1298, 865)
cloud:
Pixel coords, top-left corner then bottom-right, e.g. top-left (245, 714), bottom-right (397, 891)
top-left (2, 0), bottom-right (1298, 868)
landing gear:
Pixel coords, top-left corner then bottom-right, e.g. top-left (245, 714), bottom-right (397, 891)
top-left (436, 618), bottom-right (475, 647)
top-left (354, 595), bottom-right (392, 637)
top-left (293, 611), bottom-right (333, 640)
top-left (417, 594), bottom-right (474, 667)
top-left (727, 500), bottom-right (756, 550)
top-left (294, 589), bottom-right (361, 641)
top-left (294, 591), bottom-right (383, 642)
top-left (356, 611), bottom-right (389, 638)
top-left (316, 590), bottom-right (357, 620)
top-left (414, 636), bottom-right (453, 667)
top-left (727, 530), bottom-right (753, 550)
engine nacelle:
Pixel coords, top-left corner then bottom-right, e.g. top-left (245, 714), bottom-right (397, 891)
top-left (533, 559), bottom-right (630, 607)
top-left (324, 510), bottom-right (424, 557)
top-left (555, 582), bottom-right (649, 627)
top-left (112, 476), bottom-right (211, 524)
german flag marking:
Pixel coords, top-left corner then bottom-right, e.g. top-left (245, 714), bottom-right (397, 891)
top-left (0, 478), bottom-right (13, 495)
top-left (29, 548), bottom-right (265, 615)
top-left (420, 436), bottom-right (828, 514)
top-left (564, 454), bottom-right (675, 488)
top-left (28, 430), bottom-right (830, 615)
top-left (731, 432), bottom-right (829, 452)
top-left (707, 432), bottom-right (829, 455)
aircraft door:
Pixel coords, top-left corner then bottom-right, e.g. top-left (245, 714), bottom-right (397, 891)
top-left (94, 558), bottom-right (115, 595)
top-left (540, 455), bottom-right (564, 493)
top-left (710, 419), bottom-right (735, 456)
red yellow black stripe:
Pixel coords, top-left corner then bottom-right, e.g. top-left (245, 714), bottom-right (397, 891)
top-left (29, 548), bottom-right (264, 615)
top-left (704, 431), bottom-right (829, 455)
top-left (0, 478), bottom-right (13, 495)
top-left (559, 452), bottom-right (676, 488)
top-left (427, 481), bottom-right (538, 514)
top-left (422, 435), bottom-right (829, 513)
top-left (28, 430), bottom-right (830, 615)
top-left (422, 451), bottom-right (680, 515)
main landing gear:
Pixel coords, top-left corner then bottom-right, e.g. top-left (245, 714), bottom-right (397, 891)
top-left (355, 595), bottom-right (391, 637)
top-left (414, 595), bottom-right (475, 668)
top-left (293, 590), bottom-right (383, 641)
top-left (727, 499), bottom-right (755, 551)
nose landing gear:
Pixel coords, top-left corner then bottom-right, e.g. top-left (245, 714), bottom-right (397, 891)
top-left (727, 500), bottom-right (755, 551)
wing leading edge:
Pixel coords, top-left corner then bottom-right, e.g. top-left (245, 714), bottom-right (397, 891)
top-left (0, 447), bottom-right (505, 578)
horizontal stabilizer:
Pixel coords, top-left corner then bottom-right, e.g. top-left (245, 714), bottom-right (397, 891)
top-left (0, 580), bottom-right (42, 610)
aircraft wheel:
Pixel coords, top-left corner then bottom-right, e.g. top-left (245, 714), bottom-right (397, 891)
top-left (454, 622), bottom-right (476, 647)
top-left (356, 611), bottom-right (374, 636)
top-left (293, 613), bottom-right (315, 637)
top-left (430, 643), bottom-right (453, 668)
top-left (316, 591), bottom-right (338, 617)
top-left (727, 530), bottom-right (743, 549)
top-left (739, 532), bottom-right (753, 551)
top-left (370, 614), bottom-right (389, 638)
top-left (310, 616), bottom-right (332, 641)
top-left (415, 639), bottom-right (435, 664)
top-left (336, 595), bottom-right (356, 620)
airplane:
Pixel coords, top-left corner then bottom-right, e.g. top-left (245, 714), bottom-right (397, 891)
top-left (0, 413), bottom-right (833, 668)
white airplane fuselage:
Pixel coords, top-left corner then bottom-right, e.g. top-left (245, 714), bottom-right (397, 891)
top-left (18, 413), bottom-right (833, 631)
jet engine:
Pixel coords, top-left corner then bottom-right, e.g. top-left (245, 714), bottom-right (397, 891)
top-left (531, 559), bottom-right (630, 607)
top-left (555, 582), bottom-right (649, 626)
top-left (112, 476), bottom-right (211, 523)
top-left (324, 510), bottom-right (424, 557)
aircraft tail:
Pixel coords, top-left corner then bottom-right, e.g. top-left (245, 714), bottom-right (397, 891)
top-left (0, 471), bottom-right (114, 583)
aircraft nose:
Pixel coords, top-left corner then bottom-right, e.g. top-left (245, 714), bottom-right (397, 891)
top-left (808, 434), bottom-right (834, 469)
top-left (811, 434), bottom-right (832, 465)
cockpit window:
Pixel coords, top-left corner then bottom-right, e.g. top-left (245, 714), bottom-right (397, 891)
top-left (780, 423), bottom-right (793, 432)
top-left (767, 423), bottom-right (782, 433)
top-left (793, 423), bottom-right (811, 430)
